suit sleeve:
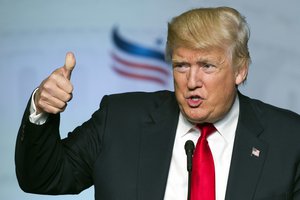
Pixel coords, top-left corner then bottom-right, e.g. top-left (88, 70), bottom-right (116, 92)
top-left (294, 161), bottom-right (300, 199)
top-left (15, 94), bottom-right (109, 195)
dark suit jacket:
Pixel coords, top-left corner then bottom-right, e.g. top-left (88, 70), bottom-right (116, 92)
top-left (15, 91), bottom-right (300, 200)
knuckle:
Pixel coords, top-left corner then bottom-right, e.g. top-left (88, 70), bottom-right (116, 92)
top-left (66, 93), bottom-right (72, 101)
top-left (43, 82), bottom-right (52, 90)
top-left (58, 102), bottom-right (67, 109)
top-left (68, 93), bottom-right (73, 102)
top-left (65, 83), bottom-right (73, 94)
top-left (61, 105), bottom-right (67, 112)
top-left (52, 109), bottom-right (61, 114)
top-left (37, 100), bottom-right (46, 111)
top-left (39, 92), bottom-right (48, 100)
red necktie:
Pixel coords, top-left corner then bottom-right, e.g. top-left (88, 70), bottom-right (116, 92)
top-left (191, 123), bottom-right (216, 200)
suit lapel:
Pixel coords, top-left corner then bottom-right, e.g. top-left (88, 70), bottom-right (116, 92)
top-left (225, 94), bottom-right (268, 200)
top-left (137, 94), bottom-right (179, 200)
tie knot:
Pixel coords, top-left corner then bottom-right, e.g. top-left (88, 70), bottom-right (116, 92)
top-left (197, 123), bottom-right (216, 139)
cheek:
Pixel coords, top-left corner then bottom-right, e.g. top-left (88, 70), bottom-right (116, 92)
top-left (210, 83), bottom-right (237, 112)
top-left (173, 73), bottom-right (186, 90)
top-left (207, 76), bottom-right (236, 101)
top-left (174, 77), bottom-right (187, 107)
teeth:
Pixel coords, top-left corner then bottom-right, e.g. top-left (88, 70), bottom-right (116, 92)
top-left (191, 97), bottom-right (200, 100)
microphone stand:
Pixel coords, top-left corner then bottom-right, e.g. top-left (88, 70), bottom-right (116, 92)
top-left (188, 168), bottom-right (192, 200)
top-left (185, 140), bottom-right (195, 200)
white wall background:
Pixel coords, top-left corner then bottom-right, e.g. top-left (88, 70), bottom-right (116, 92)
top-left (0, 0), bottom-right (299, 199)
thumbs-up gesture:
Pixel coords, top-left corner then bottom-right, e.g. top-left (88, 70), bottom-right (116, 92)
top-left (34, 52), bottom-right (76, 114)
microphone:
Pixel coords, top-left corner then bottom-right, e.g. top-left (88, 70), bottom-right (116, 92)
top-left (185, 140), bottom-right (195, 172)
top-left (185, 140), bottom-right (195, 200)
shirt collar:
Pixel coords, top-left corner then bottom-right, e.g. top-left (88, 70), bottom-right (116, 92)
top-left (214, 95), bottom-right (239, 143)
top-left (178, 94), bottom-right (240, 143)
top-left (177, 112), bottom-right (194, 138)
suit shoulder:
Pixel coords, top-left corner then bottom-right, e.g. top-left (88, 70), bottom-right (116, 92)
top-left (99, 90), bottom-right (176, 111)
top-left (108, 90), bottom-right (174, 101)
top-left (241, 94), bottom-right (300, 124)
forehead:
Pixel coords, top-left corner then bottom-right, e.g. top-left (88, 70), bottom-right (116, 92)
top-left (172, 47), bottom-right (230, 64)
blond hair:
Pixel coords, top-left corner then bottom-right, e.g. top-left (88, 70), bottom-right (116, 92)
top-left (166, 7), bottom-right (251, 70)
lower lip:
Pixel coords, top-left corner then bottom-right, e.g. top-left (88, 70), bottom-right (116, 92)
top-left (187, 98), bottom-right (202, 107)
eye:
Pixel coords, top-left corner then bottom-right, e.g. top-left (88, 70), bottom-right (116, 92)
top-left (173, 62), bottom-right (190, 72)
top-left (200, 63), bottom-right (217, 73)
top-left (202, 63), bottom-right (214, 68)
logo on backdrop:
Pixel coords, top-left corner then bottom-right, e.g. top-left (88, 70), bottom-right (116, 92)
top-left (111, 27), bottom-right (171, 85)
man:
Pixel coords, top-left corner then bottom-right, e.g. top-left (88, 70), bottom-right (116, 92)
top-left (15, 6), bottom-right (300, 200)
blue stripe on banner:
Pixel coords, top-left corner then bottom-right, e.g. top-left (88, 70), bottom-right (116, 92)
top-left (112, 27), bottom-right (166, 62)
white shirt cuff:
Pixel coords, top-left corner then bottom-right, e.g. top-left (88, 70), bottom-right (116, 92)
top-left (29, 88), bottom-right (49, 125)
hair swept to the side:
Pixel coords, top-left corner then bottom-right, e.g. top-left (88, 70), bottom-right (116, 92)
top-left (166, 7), bottom-right (251, 71)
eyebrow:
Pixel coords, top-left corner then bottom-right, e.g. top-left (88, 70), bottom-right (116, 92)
top-left (172, 57), bottom-right (220, 65)
top-left (172, 59), bottom-right (189, 64)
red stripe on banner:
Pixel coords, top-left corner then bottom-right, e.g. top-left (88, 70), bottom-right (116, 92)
top-left (112, 66), bottom-right (167, 85)
top-left (111, 52), bottom-right (170, 76)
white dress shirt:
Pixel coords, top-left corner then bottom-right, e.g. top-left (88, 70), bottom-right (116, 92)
top-left (164, 96), bottom-right (239, 200)
top-left (29, 91), bottom-right (239, 200)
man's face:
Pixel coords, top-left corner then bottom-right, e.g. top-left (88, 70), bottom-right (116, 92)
top-left (172, 47), bottom-right (247, 124)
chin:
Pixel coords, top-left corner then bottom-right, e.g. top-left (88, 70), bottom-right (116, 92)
top-left (184, 113), bottom-right (207, 124)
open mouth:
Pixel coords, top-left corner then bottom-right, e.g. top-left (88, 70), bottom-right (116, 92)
top-left (187, 95), bottom-right (203, 107)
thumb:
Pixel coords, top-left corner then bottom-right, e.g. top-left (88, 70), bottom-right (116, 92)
top-left (63, 52), bottom-right (76, 80)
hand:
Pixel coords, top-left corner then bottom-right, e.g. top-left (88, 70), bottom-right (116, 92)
top-left (34, 52), bottom-right (76, 114)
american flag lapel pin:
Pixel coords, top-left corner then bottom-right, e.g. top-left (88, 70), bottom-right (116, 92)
top-left (251, 147), bottom-right (260, 157)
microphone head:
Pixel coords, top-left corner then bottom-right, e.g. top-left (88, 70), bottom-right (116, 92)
top-left (184, 140), bottom-right (195, 155)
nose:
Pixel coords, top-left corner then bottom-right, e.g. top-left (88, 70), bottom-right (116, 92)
top-left (187, 66), bottom-right (202, 90)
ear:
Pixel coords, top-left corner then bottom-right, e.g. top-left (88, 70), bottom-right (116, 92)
top-left (235, 64), bottom-right (248, 85)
